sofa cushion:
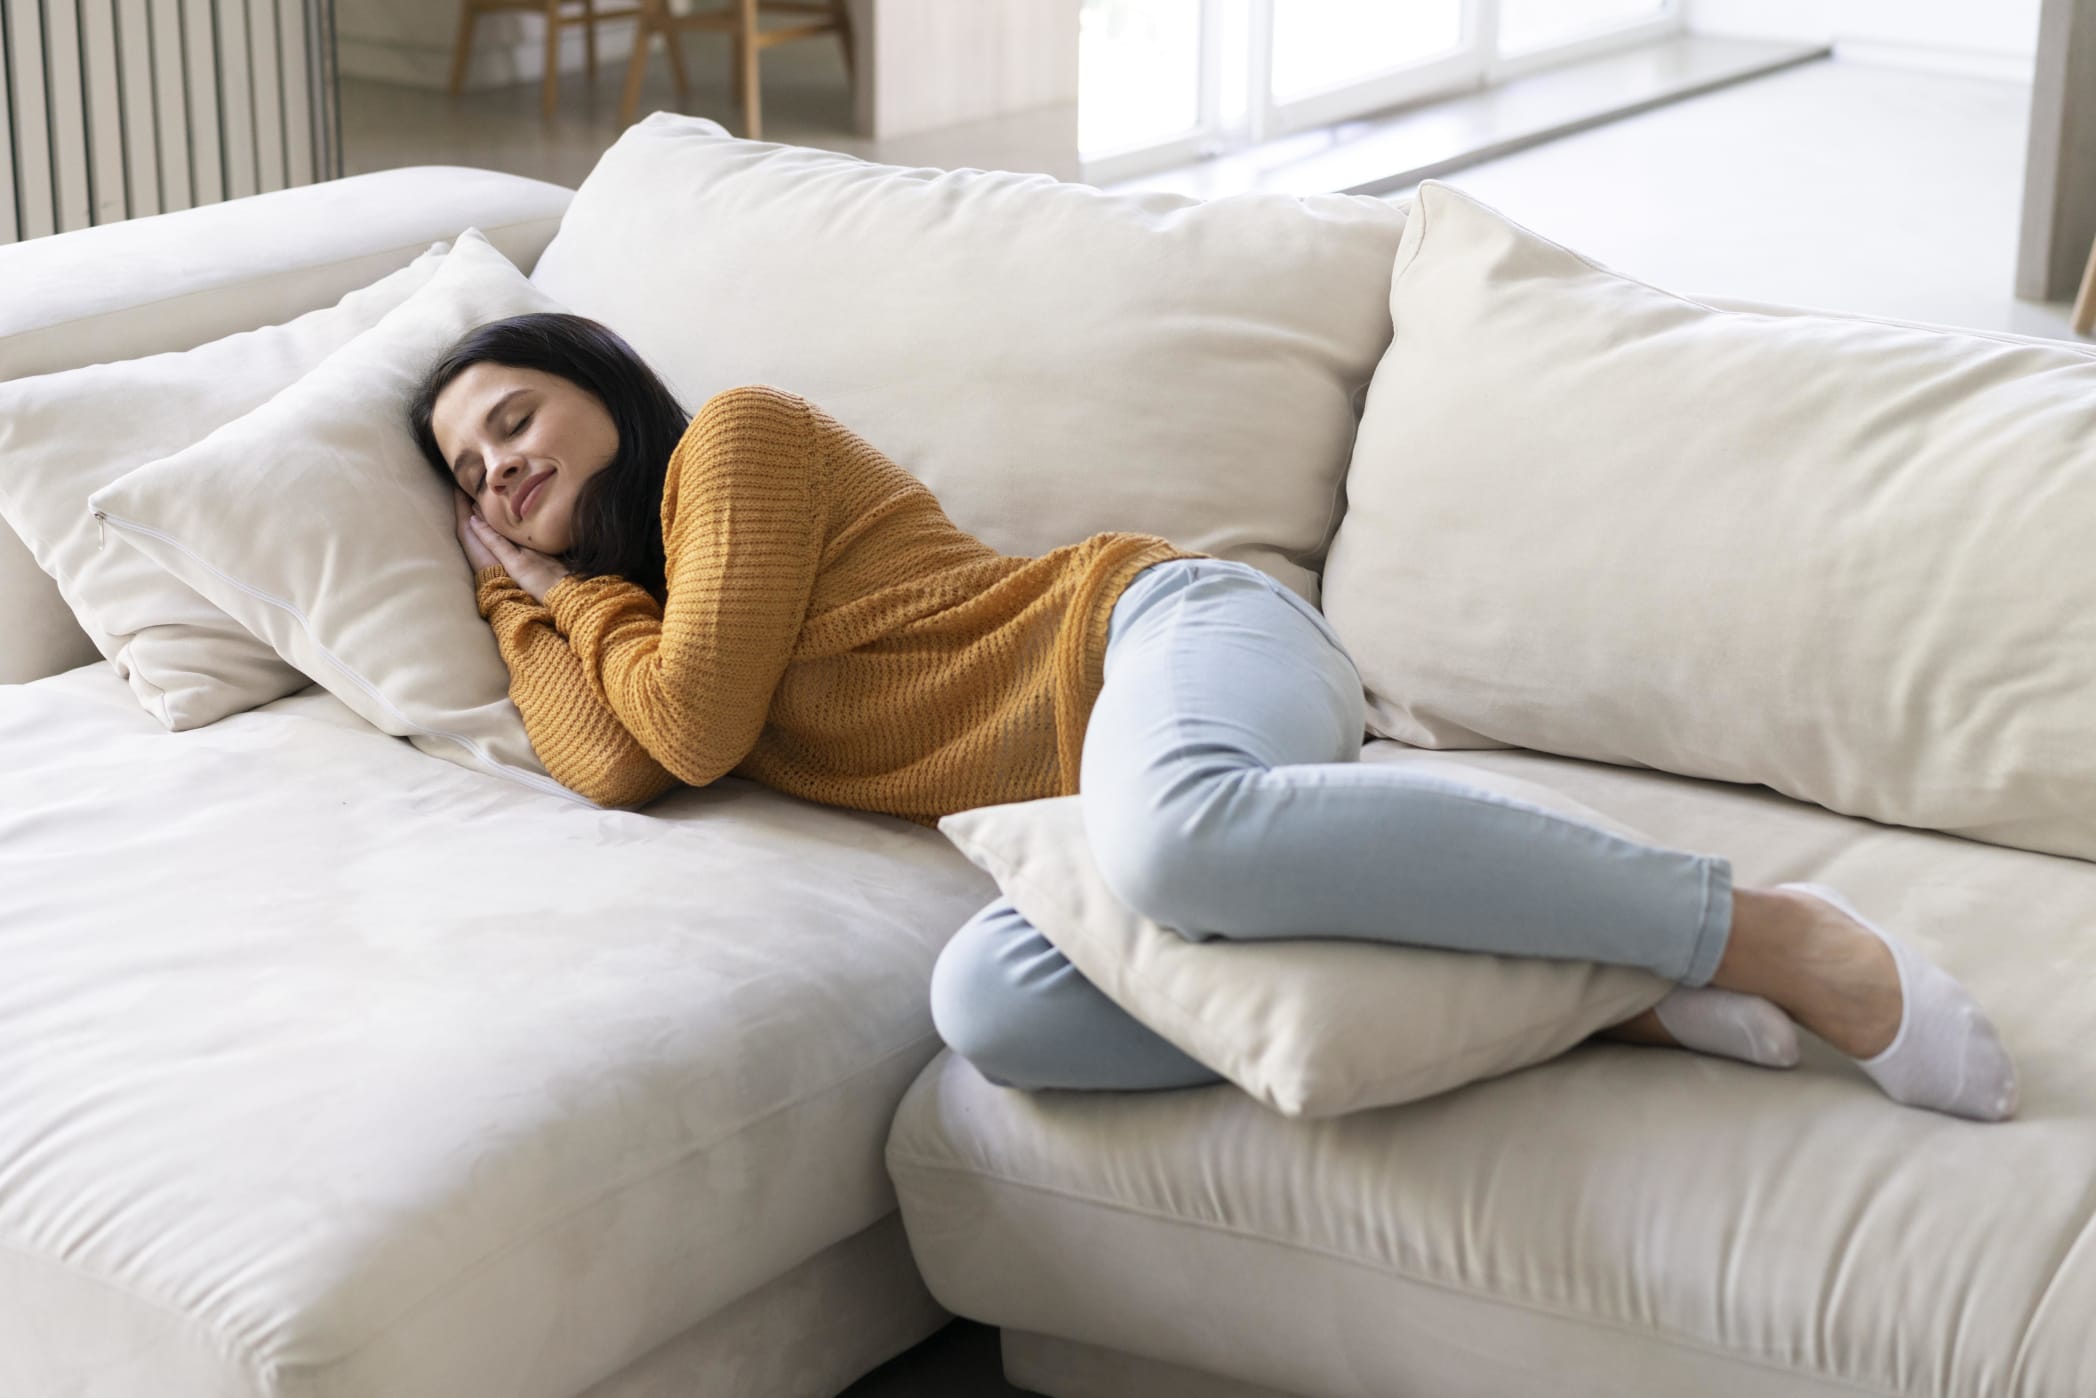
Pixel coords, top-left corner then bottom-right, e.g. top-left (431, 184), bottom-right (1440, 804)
top-left (0, 245), bottom-right (446, 730)
top-left (938, 794), bottom-right (1668, 1118)
top-left (0, 662), bottom-right (997, 1398)
top-left (88, 230), bottom-right (574, 789)
top-left (526, 113), bottom-right (1409, 608)
top-left (0, 525), bottom-right (96, 684)
top-left (1322, 179), bottom-right (2096, 863)
top-left (889, 738), bottom-right (2096, 1398)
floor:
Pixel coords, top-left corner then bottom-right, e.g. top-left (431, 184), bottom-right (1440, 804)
top-left (337, 40), bottom-right (2071, 1398)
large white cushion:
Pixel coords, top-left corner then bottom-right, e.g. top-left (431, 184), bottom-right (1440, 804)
top-left (0, 164), bottom-right (573, 690)
top-left (0, 661), bottom-right (992, 1398)
top-left (938, 793), bottom-right (1668, 1118)
top-left (0, 245), bottom-right (446, 729)
top-left (890, 738), bottom-right (2096, 1398)
top-left (0, 525), bottom-right (96, 684)
top-left (527, 113), bottom-right (1409, 607)
top-left (1322, 179), bottom-right (2096, 864)
top-left (87, 230), bottom-right (575, 795)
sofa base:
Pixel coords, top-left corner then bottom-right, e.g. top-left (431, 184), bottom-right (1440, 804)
top-left (1003, 1330), bottom-right (1305, 1398)
top-left (579, 1212), bottom-right (949, 1398)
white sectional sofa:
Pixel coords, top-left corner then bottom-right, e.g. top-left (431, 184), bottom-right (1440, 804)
top-left (4, 117), bottom-right (2093, 1398)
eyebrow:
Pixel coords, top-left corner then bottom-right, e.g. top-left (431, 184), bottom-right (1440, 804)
top-left (452, 387), bottom-right (528, 482)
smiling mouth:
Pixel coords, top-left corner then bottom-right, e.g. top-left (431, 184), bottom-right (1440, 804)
top-left (516, 471), bottom-right (552, 521)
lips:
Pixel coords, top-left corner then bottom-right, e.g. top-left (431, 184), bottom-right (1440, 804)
top-left (515, 470), bottom-right (552, 522)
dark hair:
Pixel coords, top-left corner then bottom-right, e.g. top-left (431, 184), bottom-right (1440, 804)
top-left (407, 312), bottom-right (690, 604)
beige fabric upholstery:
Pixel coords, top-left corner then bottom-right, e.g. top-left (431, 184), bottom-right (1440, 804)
top-left (938, 792), bottom-right (1669, 1118)
top-left (0, 663), bottom-right (995, 1398)
top-left (527, 112), bottom-right (1410, 608)
top-left (86, 231), bottom-right (579, 794)
top-left (0, 246), bottom-right (447, 728)
top-left (890, 740), bottom-right (2096, 1398)
top-left (0, 165), bottom-right (573, 688)
top-left (1323, 179), bottom-right (2096, 863)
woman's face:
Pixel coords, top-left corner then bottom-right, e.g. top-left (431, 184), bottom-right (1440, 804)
top-left (432, 363), bottom-right (619, 554)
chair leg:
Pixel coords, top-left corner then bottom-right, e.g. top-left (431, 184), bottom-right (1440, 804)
top-left (542, 0), bottom-right (562, 116)
top-left (447, 0), bottom-right (479, 96)
top-left (2075, 231), bottom-right (2096, 337)
top-left (737, 0), bottom-right (761, 138)
top-left (620, 0), bottom-right (656, 125)
top-left (832, 0), bottom-right (854, 91)
top-left (662, 6), bottom-right (691, 95)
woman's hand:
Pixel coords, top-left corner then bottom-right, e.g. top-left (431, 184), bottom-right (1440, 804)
top-left (454, 490), bottom-right (500, 572)
top-left (455, 489), bottom-right (571, 604)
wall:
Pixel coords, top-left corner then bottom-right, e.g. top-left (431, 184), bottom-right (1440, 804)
top-left (1685, 0), bottom-right (2040, 80)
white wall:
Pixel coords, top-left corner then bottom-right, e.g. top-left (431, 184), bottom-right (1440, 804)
top-left (1685, 0), bottom-right (2041, 80)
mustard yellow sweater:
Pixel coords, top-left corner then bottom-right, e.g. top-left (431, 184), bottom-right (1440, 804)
top-left (474, 384), bottom-right (1210, 827)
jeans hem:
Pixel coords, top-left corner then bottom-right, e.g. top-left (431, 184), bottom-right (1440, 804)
top-left (1682, 856), bottom-right (1736, 986)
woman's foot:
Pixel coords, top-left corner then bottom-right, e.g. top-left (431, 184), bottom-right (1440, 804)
top-left (1600, 987), bottom-right (1800, 1068)
top-left (1718, 882), bottom-right (2019, 1122)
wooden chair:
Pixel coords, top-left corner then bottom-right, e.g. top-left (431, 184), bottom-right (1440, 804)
top-left (448, 0), bottom-right (649, 119)
top-left (2075, 232), bottom-right (2096, 337)
top-left (618, 0), bottom-right (856, 139)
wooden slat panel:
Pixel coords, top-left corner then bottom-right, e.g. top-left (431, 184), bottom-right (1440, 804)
top-left (150, 0), bottom-right (191, 211)
top-left (214, 0), bottom-right (257, 199)
top-left (117, 0), bottom-right (159, 216)
top-left (4, 0), bottom-right (53, 238)
top-left (278, 0), bottom-right (313, 186)
top-left (317, 0), bottom-right (338, 179)
top-left (182, 0), bottom-right (223, 204)
top-left (248, 0), bottom-right (283, 192)
top-left (43, 0), bottom-right (92, 232)
top-left (79, 0), bottom-right (127, 223)
top-left (0, 1), bottom-right (18, 243)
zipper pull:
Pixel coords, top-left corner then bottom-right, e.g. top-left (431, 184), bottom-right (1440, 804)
top-left (94, 510), bottom-right (106, 551)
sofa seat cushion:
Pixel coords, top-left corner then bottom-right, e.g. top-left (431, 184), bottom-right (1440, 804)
top-left (887, 741), bottom-right (2096, 1398)
top-left (0, 665), bottom-right (998, 1398)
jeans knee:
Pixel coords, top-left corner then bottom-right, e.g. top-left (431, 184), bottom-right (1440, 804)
top-left (1087, 788), bottom-right (1239, 939)
top-left (928, 911), bottom-right (1038, 1086)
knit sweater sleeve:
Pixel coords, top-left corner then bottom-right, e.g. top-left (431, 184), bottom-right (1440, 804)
top-left (474, 563), bottom-right (680, 809)
top-left (542, 387), bottom-right (824, 788)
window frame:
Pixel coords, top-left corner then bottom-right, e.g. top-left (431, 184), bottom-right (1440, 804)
top-left (1080, 0), bottom-right (1685, 186)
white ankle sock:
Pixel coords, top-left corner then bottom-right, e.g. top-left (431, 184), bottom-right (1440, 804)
top-left (1652, 985), bottom-right (1801, 1068)
top-left (1777, 882), bottom-right (2019, 1122)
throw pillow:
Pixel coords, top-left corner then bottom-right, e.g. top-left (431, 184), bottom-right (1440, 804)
top-left (527, 111), bottom-right (1409, 609)
top-left (0, 244), bottom-right (449, 728)
top-left (1322, 179), bottom-right (2096, 864)
top-left (937, 784), bottom-right (1671, 1119)
top-left (86, 229), bottom-right (580, 800)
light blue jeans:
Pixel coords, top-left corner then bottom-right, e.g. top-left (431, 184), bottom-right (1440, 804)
top-left (928, 557), bottom-right (1735, 1092)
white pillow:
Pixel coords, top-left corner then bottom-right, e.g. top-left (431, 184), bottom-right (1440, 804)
top-left (937, 780), bottom-right (1671, 1119)
top-left (0, 244), bottom-right (448, 728)
top-left (86, 230), bottom-right (581, 801)
top-left (528, 112), bottom-right (1408, 608)
top-left (1323, 180), bottom-right (2096, 865)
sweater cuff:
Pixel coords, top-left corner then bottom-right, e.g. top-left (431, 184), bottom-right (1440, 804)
top-left (546, 572), bottom-right (651, 636)
top-left (475, 563), bottom-right (542, 621)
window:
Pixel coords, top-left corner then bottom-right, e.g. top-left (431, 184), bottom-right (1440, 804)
top-left (1079, 0), bottom-right (1682, 183)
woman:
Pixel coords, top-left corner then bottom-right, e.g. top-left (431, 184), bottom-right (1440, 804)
top-left (411, 312), bottom-right (2018, 1123)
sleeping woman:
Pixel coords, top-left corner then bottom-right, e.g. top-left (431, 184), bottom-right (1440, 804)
top-left (410, 311), bottom-right (2018, 1123)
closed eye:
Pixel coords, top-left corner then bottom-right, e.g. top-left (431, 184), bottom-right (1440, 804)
top-left (463, 414), bottom-right (533, 494)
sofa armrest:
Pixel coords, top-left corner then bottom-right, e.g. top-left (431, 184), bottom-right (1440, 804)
top-left (0, 164), bottom-right (574, 380)
top-left (0, 164), bottom-right (574, 685)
